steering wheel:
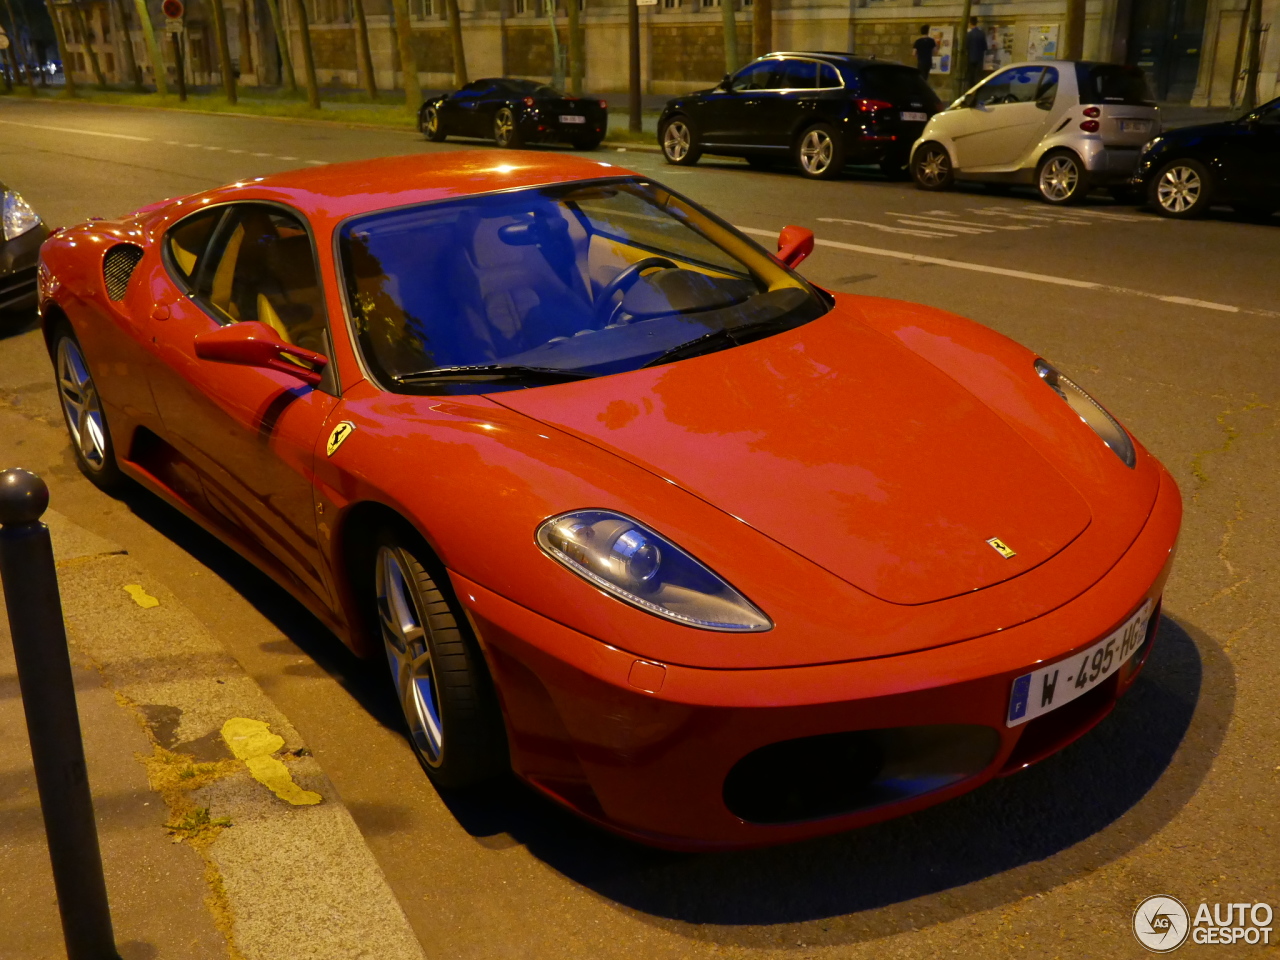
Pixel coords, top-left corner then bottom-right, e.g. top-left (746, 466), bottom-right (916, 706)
top-left (593, 257), bottom-right (677, 319)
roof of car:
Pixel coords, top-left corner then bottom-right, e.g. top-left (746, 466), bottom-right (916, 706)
top-left (758, 51), bottom-right (916, 69)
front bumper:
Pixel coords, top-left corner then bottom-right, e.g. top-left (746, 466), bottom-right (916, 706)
top-left (0, 222), bottom-right (49, 312)
top-left (458, 466), bottom-right (1181, 850)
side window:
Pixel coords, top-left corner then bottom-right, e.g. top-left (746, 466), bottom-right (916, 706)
top-left (818, 63), bottom-right (841, 88)
top-left (166, 209), bottom-right (224, 284)
top-left (729, 61), bottom-right (777, 92)
top-left (200, 205), bottom-right (330, 361)
top-left (975, 66), bottom-right (1043, 106)
top-left (1037, 66), bottom-right (1060, 107)
top-left (778, 59), bottom-right (818, 90)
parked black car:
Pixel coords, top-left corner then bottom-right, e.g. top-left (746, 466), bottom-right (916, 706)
top-left (658, 52), bottom-right (942, 180)
top-left (419, 78), bottom-right (609, 150)
top-left (1, 180), bottom-right (48, 319)
top-left (1134, 95), bottom-right (1280, 218)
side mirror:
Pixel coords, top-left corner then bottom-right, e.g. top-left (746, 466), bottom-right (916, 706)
top-left (776, 225), bottom-right (814, 269)
top-left (194, 321), bottom-right (327, 387)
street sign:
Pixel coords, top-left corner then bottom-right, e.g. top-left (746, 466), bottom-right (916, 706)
top-left (161, 0), bottom-right (184, 17)
top-left (165, 18), bottom-right (182, 32)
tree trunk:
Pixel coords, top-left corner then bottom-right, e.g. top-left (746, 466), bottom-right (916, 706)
top-left (70, 0), bottom-right (107, 87)
top-left (208, 0), bottom-right (236, 101)
top-left (751, 0), bottom-right (770, 58)
top-left (567, 0), bottom-right (582, 95)
top-left (109, 0), bottom-right (142, 89)
top-left (289, 0), bottom-right (319, 107)
top-left (1063, 0), bottom-right (1085, 60)
top-left (627, 0), bottom-right (639, 131)
top-left (388, 0), bottom-right (418, 107)
top-left (2, 0), bottom-right (30, 90)
top-left (262, 0), bottom-right (295, 92)
top-left (720, 0), bottom-right (737, 75)
top-left (1240, 0), bottom-right (1262, 110)
top-left (954, 0), bottom-right (972, 99)
top-left (546, 0), bottom-right (562, 88)
top-left (444, 0), bottom-right (466, 88)
top-left (43, 0), bottom-right (76, 94)
top-left (352, 0), bottom-right (376, 97)
top-left (130, 0), bottom-right (166, 93)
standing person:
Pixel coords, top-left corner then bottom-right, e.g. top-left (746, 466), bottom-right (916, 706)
top-left (913, 26), bottom-right (937, 81)
top-left (965, 17), bottom-right (988, 91)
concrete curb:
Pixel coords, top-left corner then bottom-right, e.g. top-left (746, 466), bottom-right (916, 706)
top-left (41, 508), bottom-right (427, 960)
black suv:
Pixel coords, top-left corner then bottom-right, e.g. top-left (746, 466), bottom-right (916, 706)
top-left (659, 52), bottom-right (942, 180)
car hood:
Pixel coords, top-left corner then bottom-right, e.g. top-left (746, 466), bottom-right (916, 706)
top-left (1161, 120), bottom-right (1246, 142)
top-left (493, 307), bottom-right (1092, 606)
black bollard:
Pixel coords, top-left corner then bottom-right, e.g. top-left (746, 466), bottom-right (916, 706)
top-left (0, 469), bottom-right (121, 960)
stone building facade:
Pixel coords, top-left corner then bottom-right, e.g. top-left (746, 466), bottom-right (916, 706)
top-left (53, 0), bottom-right (1278, 106)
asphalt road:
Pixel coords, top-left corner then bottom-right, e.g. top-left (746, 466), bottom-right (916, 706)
top-left (1, 98), bottom-right (1277, 960)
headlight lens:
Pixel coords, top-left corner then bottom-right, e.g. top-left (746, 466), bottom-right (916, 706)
top-left (1140, 136), bottom-right (1162, 155)
top-left (2, 190), bottom-right (41, 242)
top-left (536, 510), bottom-right (772, 632)
top-left (1035, 359), bottom-right (1135, 468)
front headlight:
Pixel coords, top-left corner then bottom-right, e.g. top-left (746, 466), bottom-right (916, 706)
top-left (1035, 359), bottom-right (1135, 468)
top-left (536, 510), bottom-right (772, 632)
top-left (1140, 136), bottom-right (1161, 155)
top-left (2, 190), bottom-right (41, 242)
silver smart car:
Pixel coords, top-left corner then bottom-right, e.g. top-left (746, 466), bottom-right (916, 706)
top-left (909, 61), bottom-right (1160, 204)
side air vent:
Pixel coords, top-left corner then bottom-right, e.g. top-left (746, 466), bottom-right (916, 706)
top-left (103, 244), bottom-right (144, 301)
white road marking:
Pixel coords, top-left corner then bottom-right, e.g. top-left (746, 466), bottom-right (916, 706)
top-left (277, 155), bottom-right (298, 160)
top-left (905, 211), bottom-right (1040, 231)
top-left (736, 226), bottom-right (1272, 317)
top-left (969, 208), bottom-right (1090, 224)
top-left (224, 148), bottom-right (245, 154)
top-left (304, 160), bottom-right (327, 165)
top-left (1050, 207), bottom-right (1153, 223)
top-left (818, 217), bottom-right (956, 239)
top-left (895, 218), bottom-right (995, 235)
top-left (252, 152), bottom-right (273, 157)
top-left (0, 118), bottom-right (151, 141)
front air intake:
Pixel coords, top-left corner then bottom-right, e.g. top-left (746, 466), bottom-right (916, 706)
top-left (103, 244), bottom-right (144, 301)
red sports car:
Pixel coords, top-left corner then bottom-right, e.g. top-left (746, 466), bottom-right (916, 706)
top-left (37, 152), bottom-right (1181, 850)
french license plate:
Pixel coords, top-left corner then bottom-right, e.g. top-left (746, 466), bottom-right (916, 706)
top-left (560, 115), bottom-right (586, 124)
top-left (1119, 119), bottom-right (1151, 133)
top-left (902, 111), bottom-right (928, 122)
top-left (1006, 599), bottom-right (1153, 727)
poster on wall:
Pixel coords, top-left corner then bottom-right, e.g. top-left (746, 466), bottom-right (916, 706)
top-left (1027, 24), bottom-right (1061, 61)
top-left (984, 25), bottom-right (1015, 71)
top-left (930, 25), bottom-right (955, 75)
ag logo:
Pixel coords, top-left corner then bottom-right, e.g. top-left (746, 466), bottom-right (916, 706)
top-left (326, 421), bottom-right (356, 457)
top-left (1134, 895), bottom-right (1190, 953)
top-left (986, 536), bottom-right (1017, 559)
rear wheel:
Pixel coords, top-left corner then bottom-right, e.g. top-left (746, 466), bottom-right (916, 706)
top-left (911, 142), bottom-right (954, 191)
top-left (373, 527), bottom-right (507, 789)
top-left (1149, 159), bottom-right (1212, 218)
top-left (421, 105), bottom-right (447, 142)
top-left (661, 116), bottom-right (701, 165)
top-left (494, 107), bottom-right (524, 148)
top-left (1036, 150), bottom-right (1090, 205)
top-left (52, 322), bottom-right (127, 493)
top-left (795, 123), bottom-right (845, 180)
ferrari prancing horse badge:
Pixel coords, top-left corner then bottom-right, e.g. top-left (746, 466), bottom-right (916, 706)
top-left (326, 421), bottom-right (356, 457)
top-left (986, 537), bottom-right (1016, 559)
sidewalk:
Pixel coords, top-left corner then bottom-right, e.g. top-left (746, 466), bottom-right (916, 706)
top-left (0, 509), bottom-right (428, 959)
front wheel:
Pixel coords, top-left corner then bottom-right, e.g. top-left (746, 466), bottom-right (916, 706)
top-left (52, 323), bottom-right (127, 493)
top-left (1037, 150), bottom-right (1090, 205)
top-left (661, 116), bottom-right (701, 165)
top-left (421, 105), bottom-right (447, 142)
top-left (494, 107), bottom-right (524, 148)
top-left (794, 123), bottom-right (845, 180)
top-left (373, 528), bottom-right (507, 789)
top-left (1149, 159), bottom-right (1212, 218)
top-left (911, 142), bottom-right (954, 191)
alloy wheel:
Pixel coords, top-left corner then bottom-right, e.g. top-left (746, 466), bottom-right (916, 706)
top-left (663, 121), bottom-right (690, 162)
top-left (1156, 164), bottom-right (1202, 214)
top-left (799, 129), bottom-right (834, 176)
top-left (376, 545), bottom-right (445, 766)
top-left (56, 337), bottom-right (108, 473)
top-left (1040, 156), bottom-right (1080, 202)
top-left (495, 108), bottom-right (515, 147)
top-left (425, 107), bottom-right (439, 137)
top-left (916, 148), bottom-right (950, 187)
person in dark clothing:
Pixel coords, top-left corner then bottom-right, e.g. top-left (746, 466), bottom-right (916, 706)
top-left (965, 17), bottom-right (988, 91)
top-left (913, 26), bottom-right (937, 80)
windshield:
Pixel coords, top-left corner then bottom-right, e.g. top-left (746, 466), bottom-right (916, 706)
top-left (339, 179), bottom-right (828, 394)
top-left (1075, 64), bottom-right (1155, 105)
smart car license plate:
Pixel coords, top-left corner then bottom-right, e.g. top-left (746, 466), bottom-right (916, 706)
top-left (902, 111), bottom-right (928, 122)
top-left (1006, 599), bottom-right (1153, 727)
top-left (1119, 119), bottom-right (1151, 133)
top-left (560, 115), bottom-right (587, 124)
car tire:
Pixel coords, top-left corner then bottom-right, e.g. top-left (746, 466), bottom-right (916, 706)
top-left (494, 107), bottom-right (524, 149)
top-left (794, 123), bottom-right (845, 180)
top-left (572, 134), bottom-right (604, 151)
top-left (1148, 159), bottom-right (1212, 218)
top-left (878, 155), bottom-right (911, 181)
top-left (50, 321), bottom-right (128, 493)
top-left (1230, 203), bottom-right (1276, 221)
top-left (1036, 150), bottom-right (1091, 205)
top-left (661, 116), bottom-right (702, 166)
top-left (911, 142), bottom-right (955, 191)
top-left (373, 526), bottom-right (508, 790)
top-left (421, 104), bottom-right (447, 142)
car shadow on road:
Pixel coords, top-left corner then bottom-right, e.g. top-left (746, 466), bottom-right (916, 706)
top-left (438, 614), bottom-right (1232, 947)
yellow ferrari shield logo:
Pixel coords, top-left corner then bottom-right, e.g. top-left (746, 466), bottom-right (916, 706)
top-left (986, 537), bottom-right (1016, 559)
top-left (326, 421), bottom-right (356, 457)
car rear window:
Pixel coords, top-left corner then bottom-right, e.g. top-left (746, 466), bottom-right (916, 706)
top-left (1075, 64), bottom-right (1155, 105)
top-left (857, 66), bottom-right (940, 107)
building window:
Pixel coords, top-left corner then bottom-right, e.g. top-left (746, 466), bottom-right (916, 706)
top-left (662, 0), bottom-right (678, 9)
top-left (702, 0), bottom-right (719, 8)
top-left (411, 0), bottom-right (435, 16)
top-left (514, 0), bottom-right (526, 13)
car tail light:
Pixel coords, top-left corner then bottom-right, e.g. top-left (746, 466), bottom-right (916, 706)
top-left (523, 97), bottom-right (535, 106)
top-left (599, 100), bottom-right (608, 109)
top-left (1082, 106), bottom-right (1101, 118)
top-left (1079, 119), bottom-right (1100, 132)
top-left (855, 98), bottom-right (894, 113)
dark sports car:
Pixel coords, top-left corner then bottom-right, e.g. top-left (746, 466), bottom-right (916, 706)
top-left (419, 78), bottom-right (609, 151)
top-left (1, 179), bottom-right (48, 318)
top-left (1134, 95), bottom-right (1280, 218)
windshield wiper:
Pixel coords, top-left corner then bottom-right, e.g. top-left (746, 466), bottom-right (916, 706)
top-left (393, 364), bottom-right (594, 385)
top-left (641, 316), bottom-right (799, 368)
